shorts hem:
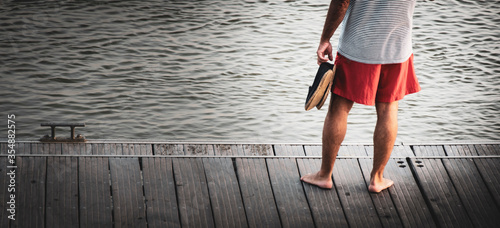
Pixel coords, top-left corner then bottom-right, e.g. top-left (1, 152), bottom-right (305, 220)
top-left (335, 87), bottom-right (421, 105)
top-left (375, 87), bottom-right (422, 103)
top-left (332, 90), bottom-right (375, 106)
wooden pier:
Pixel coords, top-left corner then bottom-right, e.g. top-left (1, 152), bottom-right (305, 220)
top-left (0, 141), bottom-right (499, 227)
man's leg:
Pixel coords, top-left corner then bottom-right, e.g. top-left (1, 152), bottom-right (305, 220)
top-left (301, 94), bottom-right (354, 189)
top-left (369, 101), bottom-right (398, 193)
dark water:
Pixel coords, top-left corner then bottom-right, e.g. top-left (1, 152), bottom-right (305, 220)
top-left (0, 0), bottom-right (499, 143)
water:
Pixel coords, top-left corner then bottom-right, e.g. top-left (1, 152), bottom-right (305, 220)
top-left (0, 0), bottom-right (499, 143)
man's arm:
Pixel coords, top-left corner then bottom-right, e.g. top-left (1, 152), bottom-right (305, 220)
top-left (317, 0), bottom-right (350, 65)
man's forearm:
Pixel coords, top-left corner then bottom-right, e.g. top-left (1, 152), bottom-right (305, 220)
top-left (320, 0), bottom-right (350, 42)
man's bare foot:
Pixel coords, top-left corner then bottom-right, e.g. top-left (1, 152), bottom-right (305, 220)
top-left (300, 172), bottom-right (333, 189)
top-left (368, 178), bottom-right (394, 193)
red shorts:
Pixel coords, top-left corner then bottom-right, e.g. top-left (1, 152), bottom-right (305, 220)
top-left (333, 53), bottom-right (421, 105)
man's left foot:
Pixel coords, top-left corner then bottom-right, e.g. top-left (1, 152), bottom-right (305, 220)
top-left (368, 178), bottom-right (394, 193)
top-left (300, 172), bottom-right (333, 189)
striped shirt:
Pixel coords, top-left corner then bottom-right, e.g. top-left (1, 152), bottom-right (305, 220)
top-left (337, 0), bottom-right (416, 64)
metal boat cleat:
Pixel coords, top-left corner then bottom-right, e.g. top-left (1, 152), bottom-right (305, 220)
top-left (40, 122), bottom-right (87, 142)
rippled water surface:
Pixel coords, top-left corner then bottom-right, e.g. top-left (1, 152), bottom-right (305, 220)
top-left (0, 0), bottom-right (499, 142)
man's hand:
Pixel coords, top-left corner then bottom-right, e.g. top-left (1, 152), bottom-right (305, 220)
top-left (317, 40), bottom-right (333, 65)
top-left (316, 0), bottom-right (350, 65)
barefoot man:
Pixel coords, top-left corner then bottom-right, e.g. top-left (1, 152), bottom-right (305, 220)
top-left (301, 0), bottom-right (421, 193)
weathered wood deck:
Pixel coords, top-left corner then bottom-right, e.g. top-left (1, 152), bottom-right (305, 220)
top-left (0, 141), bottom-right (499, 227)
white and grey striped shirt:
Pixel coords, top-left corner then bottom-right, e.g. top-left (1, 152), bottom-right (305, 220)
top-left (337, 0), bottom-right (416, 64)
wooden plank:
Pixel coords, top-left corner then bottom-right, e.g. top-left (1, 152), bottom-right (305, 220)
top-left (173, 158), bottom-right (215, 228)
top-left (76, 143), bottom-right (90, 155)
top-left (409, 158), bottom-right (473, 228)
top-left (83, 143), bottom-right (92, 155)
top-left (48, 143), bottom-right (63, 154)
top-left (413, 146), bottom-right (446, 156)
top-left (0, 142), bottom-right (6, 154)
top-left (144, 143), bottom-right (153, 155)
top-left (444, 145), bottom-right (478, 156)
top-left (154, 144), bottom-right (184, 155)
top-left (214, 144), bottom-right (244, 156)
top-left (90, 143), bottom-right (104, 155)
top-left (62, 143), bottom-right (73, 155)
top-left (377, 158), bottom-right (437, 227)
top-left (475, 144), bottom-right (500, 155)
top-left (94, 143), bottom-right (111, 155)
top-left (366, 145), bottom-right (414, 157)
top-left (266, 158), bottom-right (314, 227)
top-left (303, 145), bottom-right (321, 156)
top-left (0, 156), bottom-right (11, 228)
top-left (11, 156), bottom-right (46, 228)
top-left (30, 143), bottom-right (49, 154)
top-left (142, 158), bottom-right (181, 228)
top-left (16, 142), bottom-right (30, 155)
top-left (346, 145), bottom-right (368, 156)
top-left (307, 145), bottom-right (366, 156)
top-left (358, 159), bottom-right (404, 228)
top-left (185, 144), bottom-right (215, 155)
top-left (296, 158), bottom-right (348, 227)
top-left (79, 157), bottom-right (113, 227)
top-left (235, 158), bottom-right (281, 228)
top-left (273, 144), bottom-right (305, 156)
top-left (393, 145), bottom-right (415, 157)
top-left (473, 158), bottom-right (500, 207)
top-left (243, 144), bottom-right (273, 156)
top-left (443, 158), bottom-right (500, 227)
top-left (203, 158), bottom-right (248, 228)
top-left (122, 144), bottom-right (152, 155)
top-left (109, 158), bottom-right (147, 227)
top-left (122, 143), bottom-right (134, 155)
top-left (61, 143), bottom-right (85, 155)
top-left (46, 157), bottom-right (79, 227)
top-left (137, 144), bottom-right (153, 155)
top-left (333, 159), bottom-right (382, 227)
top-left (109, 143), bottom-right (123, 155)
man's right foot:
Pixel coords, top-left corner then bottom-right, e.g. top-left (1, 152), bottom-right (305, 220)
top-left (300, 172), bottom-right (333, 189)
